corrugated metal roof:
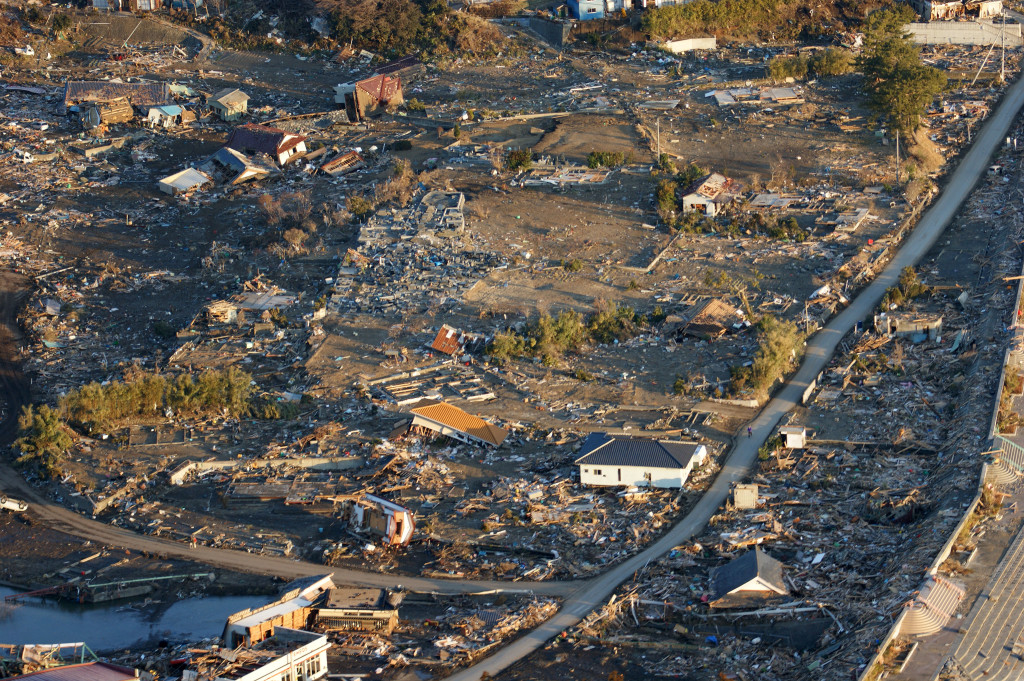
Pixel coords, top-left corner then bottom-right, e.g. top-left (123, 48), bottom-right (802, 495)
top-left (575, 433), bottom-right (703, 469)
top-left (409, 401), bottom-right (506, 447)
top-left (11, 662), bottom-right (138, 681)
top-left (431, 324), bottom-right (463, 355)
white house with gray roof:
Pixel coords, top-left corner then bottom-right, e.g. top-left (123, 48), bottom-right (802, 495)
top-left (575, 433), bottom-right (707, 489)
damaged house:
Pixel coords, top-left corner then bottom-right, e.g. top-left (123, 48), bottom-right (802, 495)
top-left (681, 172), bottom-right (739, 217)
top-left (188, 628), bottom-right (329, 681)
top-left (334, 74), bottom-right (403, 122)
top-left (226, 124), bottom-right (307, 167)
top-left (430, 324), bottom-right (485, 357)
top-left (667, 298), bottom-right (747, 340)
top-left (575, 433), bottom-right (707, 489)
top-left (709, 547), bottom-right (789, 609)
top-left (406, 400), bottom-right (507, 447)
top-left (209, 88), bottom-right (250, 121)
top-left (339, 494), bottom-right (415, 546)
top-left (874, 313), bottom-right (943, 342)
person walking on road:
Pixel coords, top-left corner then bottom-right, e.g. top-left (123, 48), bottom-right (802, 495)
top-left (747, 427), bottom-right (752, 438)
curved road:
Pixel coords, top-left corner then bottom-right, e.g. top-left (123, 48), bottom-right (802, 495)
top-left (1, 73), bottom-right (1023, 677)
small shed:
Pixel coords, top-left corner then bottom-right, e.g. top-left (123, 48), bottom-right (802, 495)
top-left (733, 483), bottom-right (759, 510)
top-left (210, 88), bottom-right (249, 121)
top-left (146, 104), bottom-right (193, 129)
top-left (157, 168), bottom-right (212, 195)
top-left (710, 548), bottom-right (788, 609)
top-left (779, 425), bottom-right (806, 449)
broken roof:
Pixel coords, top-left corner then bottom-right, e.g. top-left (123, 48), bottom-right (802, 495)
top-left (711, 548), bottom-right (788, 602)
top-left (157, 168), bottom-right (211, 194)
top-left (226, 124), bottom-right (306, 157)
top-left (355, 74), bottom-right (402, 104)
top-left (212, 87), bottom-right (249, 107)
top-left (575, 433), bottom-right (705, 469)
top-left (409, 400), bottom-right (507, 447)
top-left (687, 172), bottom-right (730, 199)
top-left (64, 80), bottom-right (171, 107)
top-left (8, 663), bottom-right (139, 681)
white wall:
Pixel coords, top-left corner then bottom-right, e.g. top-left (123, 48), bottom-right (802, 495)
top-left (235, 630), bottom-right (329, 681)
top-left (579, 447), bottom-right (706, 488)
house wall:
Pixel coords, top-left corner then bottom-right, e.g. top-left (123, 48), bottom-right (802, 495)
top-left (682, 194), bottom-right (717, 216)
top-left (278, 141), bottom-right (307, 166)
top-left (213, 103), bottom-right (246, 121)
top-left (568, 0), bottom-right (605, 20)
top-left (579, 463), bottom-right (686, 488)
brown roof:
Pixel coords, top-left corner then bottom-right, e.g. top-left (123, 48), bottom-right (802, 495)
top-left (355, 74), bottom-right (402, 104)
top-left (410, 401), bottom-right (507, 447)
top-left (64, 81), bottom-right (171, 107)
top-left (431, 324), bottom-right (463, 355)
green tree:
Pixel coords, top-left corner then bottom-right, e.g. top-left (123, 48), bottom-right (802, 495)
top-left (14, 405), bottom-right (72, 479)
top-left (859, 6), bottom-right (946, 134)
top-left (656, 179), bottom-right (678, 222)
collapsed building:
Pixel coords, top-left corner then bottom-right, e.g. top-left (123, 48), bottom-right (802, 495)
top-left (908, 0), bottom-right (1003, 20)
top-left (334, 74), bottom-right (403, 122)
top-left (223, 575), bottom-right (401, 648)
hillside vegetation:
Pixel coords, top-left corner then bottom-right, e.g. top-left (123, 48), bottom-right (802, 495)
top-left (642, 0), bottom-right (887, 42)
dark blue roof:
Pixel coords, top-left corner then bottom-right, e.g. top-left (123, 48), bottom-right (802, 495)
top-left (575, 433), bottom-right (704, 469)
top-left (712, 548), bottom-right (786, 600)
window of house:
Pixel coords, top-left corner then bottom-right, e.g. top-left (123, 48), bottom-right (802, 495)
top-left (593, 469), bottom-right (602, 476)
top-left (586, 6), bottom-right (598, 11)
top-left (617, 469), bottom-right (622, 482)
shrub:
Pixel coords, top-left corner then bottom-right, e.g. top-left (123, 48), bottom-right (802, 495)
top-left (730, 315), bottom-right (804, 398)
top-left (153, 320), bottom-right (178, 339)
top-left (768, 54), bottom-right (808, 81)
top-left (586, 151), bottom-right (628, 169)
top-left (562, 258), bottom-right (584, 272)
top-left (406, 97), bottom-right (426, 112)
top-left (505, 148), bottom-right (533, 172)
top-left (809, 48), bottom-right (853, 77)
top-left (880, 266), bottom-right (930, 310)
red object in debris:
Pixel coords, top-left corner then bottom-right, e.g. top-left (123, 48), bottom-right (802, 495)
top-left (868, 239), bottom-right (874, 245)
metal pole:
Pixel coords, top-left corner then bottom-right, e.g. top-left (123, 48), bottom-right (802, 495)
top-left (895, 129), bottom-right (900, 186)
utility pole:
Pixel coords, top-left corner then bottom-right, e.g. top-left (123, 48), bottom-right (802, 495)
top-left (895, 128), bottom-right (900, 186)
top-left (1002, 9), bottom-right (1006, 83)
top-left (656, 118), bottom-right (660, 161)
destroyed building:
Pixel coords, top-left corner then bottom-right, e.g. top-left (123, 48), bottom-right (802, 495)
top-left (145, 104), bottom-right (194, 129)
top-left (908, 0), bottom-right (1002, 20)
top-left (201, 147), bottom-right (279, 185)
top-left (186, 629), bottom-right (329, 681)
top-left (5, 662), bottom-right (144, 681)
top-left (80, 97), bottom-right (134, 129)
top-left (209, 88), bottom-right (250, 121)
top-left (430, 324), bottom-right (485, 357)
top-left (158, 168), bottom-right (212, 196)
top-left (319, 150), bottom-right (364, 177)
top-left (575, 433), bottom-right (707, 488)
top-left (874, 313), bottom-right (943, 342)
top-left (681, 172), bottom-right (738, 217)
top-left (223, 576), bottom-right (400, 647)
top-left (62, 81), bottom-right (171, 115)
top-left (405, 400), bottom-right (507, 447)
top-left (666, 297), bottom-right (747, 340)
top-left (338, 493), bottom-right (415, 546)
top-left (335, 74), bottom-right (403, 122)
top-left (709, 547), bottom-right (789, 608)
top-left (226, 124), bottom-right (307, 167)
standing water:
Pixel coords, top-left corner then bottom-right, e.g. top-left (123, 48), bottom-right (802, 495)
top-left (0, 586), bottom-right (264, 652)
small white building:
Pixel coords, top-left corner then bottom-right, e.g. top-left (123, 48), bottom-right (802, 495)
top-left (157, 168), bottom-right (212, 196)
top-left (779, 425), bottom-right (806, 449)
top-left (575, 433), bottom-right (707, 489)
